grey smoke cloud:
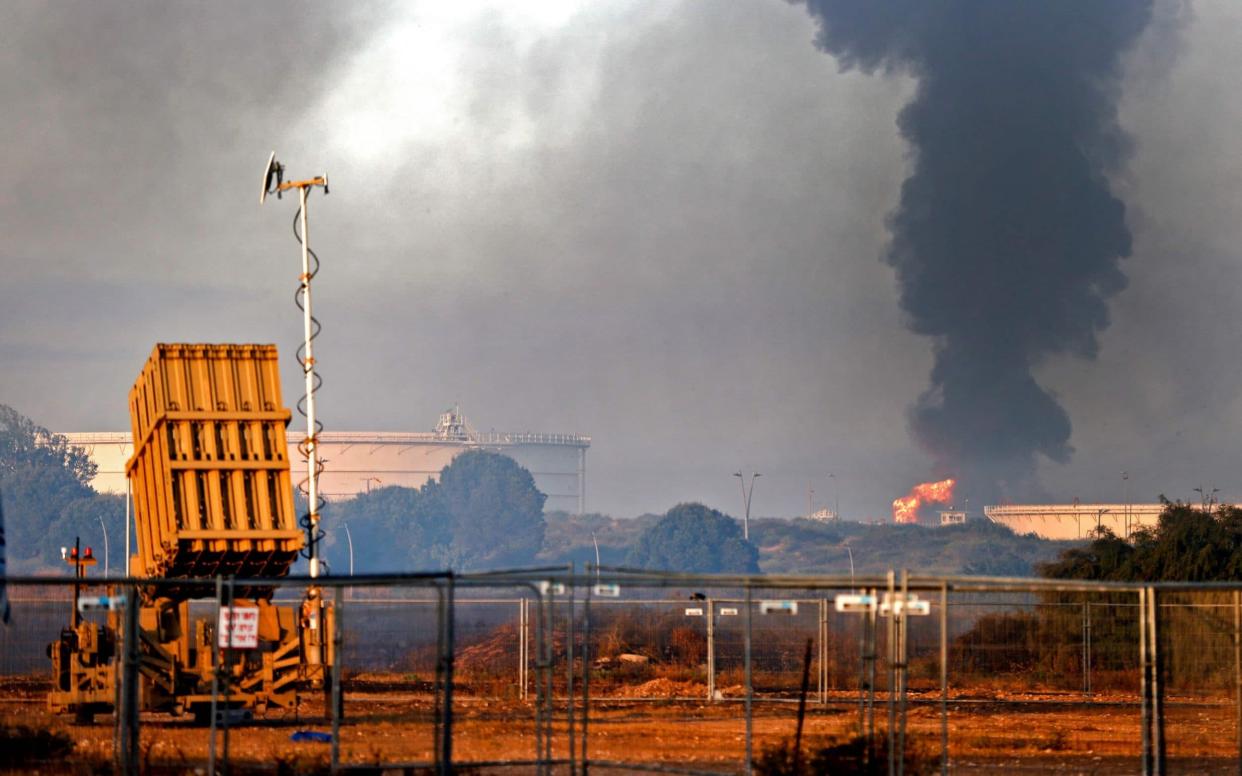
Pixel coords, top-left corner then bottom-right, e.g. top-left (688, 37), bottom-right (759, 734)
top-left (800, 1), bottom-right (1155, 504)
top-left (1, 2), bottom-right (1240, 520)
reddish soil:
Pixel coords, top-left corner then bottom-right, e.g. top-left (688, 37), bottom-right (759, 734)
top-left (2, 675), bottom-right (1238, 774)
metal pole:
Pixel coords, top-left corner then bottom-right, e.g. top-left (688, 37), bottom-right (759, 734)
top-left (441, 576), bottom-right (455, 774)
top-left (222, 577), bottom-right (235, 774)
top-left (896, 570), bottom-right (909, 776)
top-left (566, 565), bottom-right (576, 775)
top-left (124, 481), bottom-right (131, 577)
top-left (1149, 587), bottom-right (1164, 775)
top-left (846, 545), bottom-right (855, 591)
top-left (1082, 599), bottom-right (1090, 697)
top-left (582, 580), bottom-right (592, 776)
top-left (299, 184), bottom-right (321, 579)
top-left (208, 577), bottom-right (222, 776)
top-left (867, 586), bottom-right (877, 748)
top-left (1234, 589), bottom-right (1241, 776)
top-left (735, 472), bottom-right (760, 541)
top-left (544, 587), bottom-right (554, 773)
top-left (96, 516), bottom-right (109, 578)
top-left (744, 584), bottom-right (754, 775)
top-left (331, 584), bottom-right (343, 771)
top-left (519, 599), bottom-right (527, 702)
top-left (939, 582), bottom-right (948, 776)
top-left (344, 522), bottom-right (354, 577)
top-left (1140, 587), bottom-right (1150, 775)
top-left (533, 592), bottom-right (542, 769)
top-left (117, 584), bottom-right (139, 776)
top-left (1085, 599), bottom-right (1092, 699)
top-left (819, 598), bottom-right (828, 704)
top-left (887, 570), bottom-right (896, 776)
top-left (858, 589), bottom-right (868, 735)
top-left (707, 598), bottom-right (716, 702)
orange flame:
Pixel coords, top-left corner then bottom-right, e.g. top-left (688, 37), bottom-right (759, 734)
top-left (892, 478), bottom-right (956, 524)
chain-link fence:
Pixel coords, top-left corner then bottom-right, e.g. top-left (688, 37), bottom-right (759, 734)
top-left (4, 570), bottom-right (1242, 774)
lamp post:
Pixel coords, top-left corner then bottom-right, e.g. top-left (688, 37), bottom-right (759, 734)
top-left (1095, 508), bottom-right (1110, 536)
top-left (844, 543), bottom-right (855, 591)
top-left (592, 532), bottom-right (601, 580)
top-left (362, 476), bottom-right (382, 495)
top-left (733, 471), bottom-right (761, 541)
top-left (1195, 486), bottom-right (1220, 514)
top-left (342, 521), bottom-right (354, 577)
top-left (1122, 471), bottom-right (1130, 537)
top-left (97, 516), bottom-right (109, 578)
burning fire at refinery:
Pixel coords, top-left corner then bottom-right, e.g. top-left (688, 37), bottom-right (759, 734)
top-left (892, 478), bottom-right (956, 524)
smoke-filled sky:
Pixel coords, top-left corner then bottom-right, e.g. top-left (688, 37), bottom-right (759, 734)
top-left (3, 1), bottom-right (1241, 521)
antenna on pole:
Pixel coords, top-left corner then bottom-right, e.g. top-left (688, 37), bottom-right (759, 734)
top-left (260, 152), bottom-right (330, 578)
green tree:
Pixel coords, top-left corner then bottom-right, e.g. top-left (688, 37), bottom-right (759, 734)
top-left (626, 502), bottom-right (760, 573)
top-left (421, 450), bottom-right (547, 570)
top-left (1039, 500), bottom-right (1242, 582)
top-left (0, 405), bottom-right (122, 569)
top-left (322, 485), bottom-right (451, 572)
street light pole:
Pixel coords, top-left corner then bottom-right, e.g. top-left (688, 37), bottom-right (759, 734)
top-left (592, 532), bottom-right (601, 580)
top-left (733, 471), bottom-right (761, 541)
top-left (1095, 508), bottom-right (1110, 536)
top-left (1122, 471), bottom-right (1130, 537)
top-left (1195, 486), bottom-right (1220, 514)
top-left (342, 521), bottom-right (354, 577)
top-left (97, 516), bottom-right (109, 578)
top-left (844, 543), bottom-right (855, 592)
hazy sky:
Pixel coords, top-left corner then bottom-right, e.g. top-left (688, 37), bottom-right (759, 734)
top-left (3, 1), bottom-right (1240, 520)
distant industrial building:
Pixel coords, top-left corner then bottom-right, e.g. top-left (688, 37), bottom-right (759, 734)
top-left (62, 407), bottom-right (591, 513)
top-left (984, 503), bottom-right (1164, 541)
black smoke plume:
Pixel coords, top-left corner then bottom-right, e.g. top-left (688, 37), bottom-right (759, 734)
top-left (800, 2), bottom-right (1153, 502)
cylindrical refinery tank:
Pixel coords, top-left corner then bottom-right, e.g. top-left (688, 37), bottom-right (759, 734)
top-left (125, 344), bottom-right (303, 584)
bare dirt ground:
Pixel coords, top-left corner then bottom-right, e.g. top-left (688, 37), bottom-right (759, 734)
top-left (2, 675), bottom-right (1238, 774)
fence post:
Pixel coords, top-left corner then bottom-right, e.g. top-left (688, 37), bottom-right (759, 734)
top-left (706, 597), bottom-right (715, 702)
top-left (331, 584), bottom-right (343, 772)
top-left (208, 576), bottom-right (223, 776)
top-left (1149, 587), bottom-right (1164, 775)
top-left (222, 577), bottom-right (236, 772)
top-left (533, 589), bottom-right (543, 769)
top-left (858, 589), bottom-right (868, 737)
top-left (886, 570), bottom-right (897, 776)
top-left (581, 580), bottom-right (592, 776)
top-left (939, 581), bottom-right (948, 776)
top-left (744, 584), bottom-right (754, 775)
top-left (519, 598), bottom-right (527, 702)
top-left (116, 583), bottom-right (139, 776)
top-left (896, 569), bottom-right (909, 776)
top-left (543, 584), bottom-right (554, 773)
top-left (1140, 587), bottom-right (1150, 776)
top-left (566, 564), bottom-right (575, 775)
top-left (1082, 599), bottom-right (1092, 699)
top-left (867, 586), bottom-right (877, 748)
top-left (1234, 589), bottom-right (1241, 776)
top-left (819, 598), bottom-right (828, 704)
top-left (441, 575), bottom-right (455, 775)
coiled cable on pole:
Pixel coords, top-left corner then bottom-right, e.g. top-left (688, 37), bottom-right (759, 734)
top-left (292, 203), bottom-right (326, 566)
